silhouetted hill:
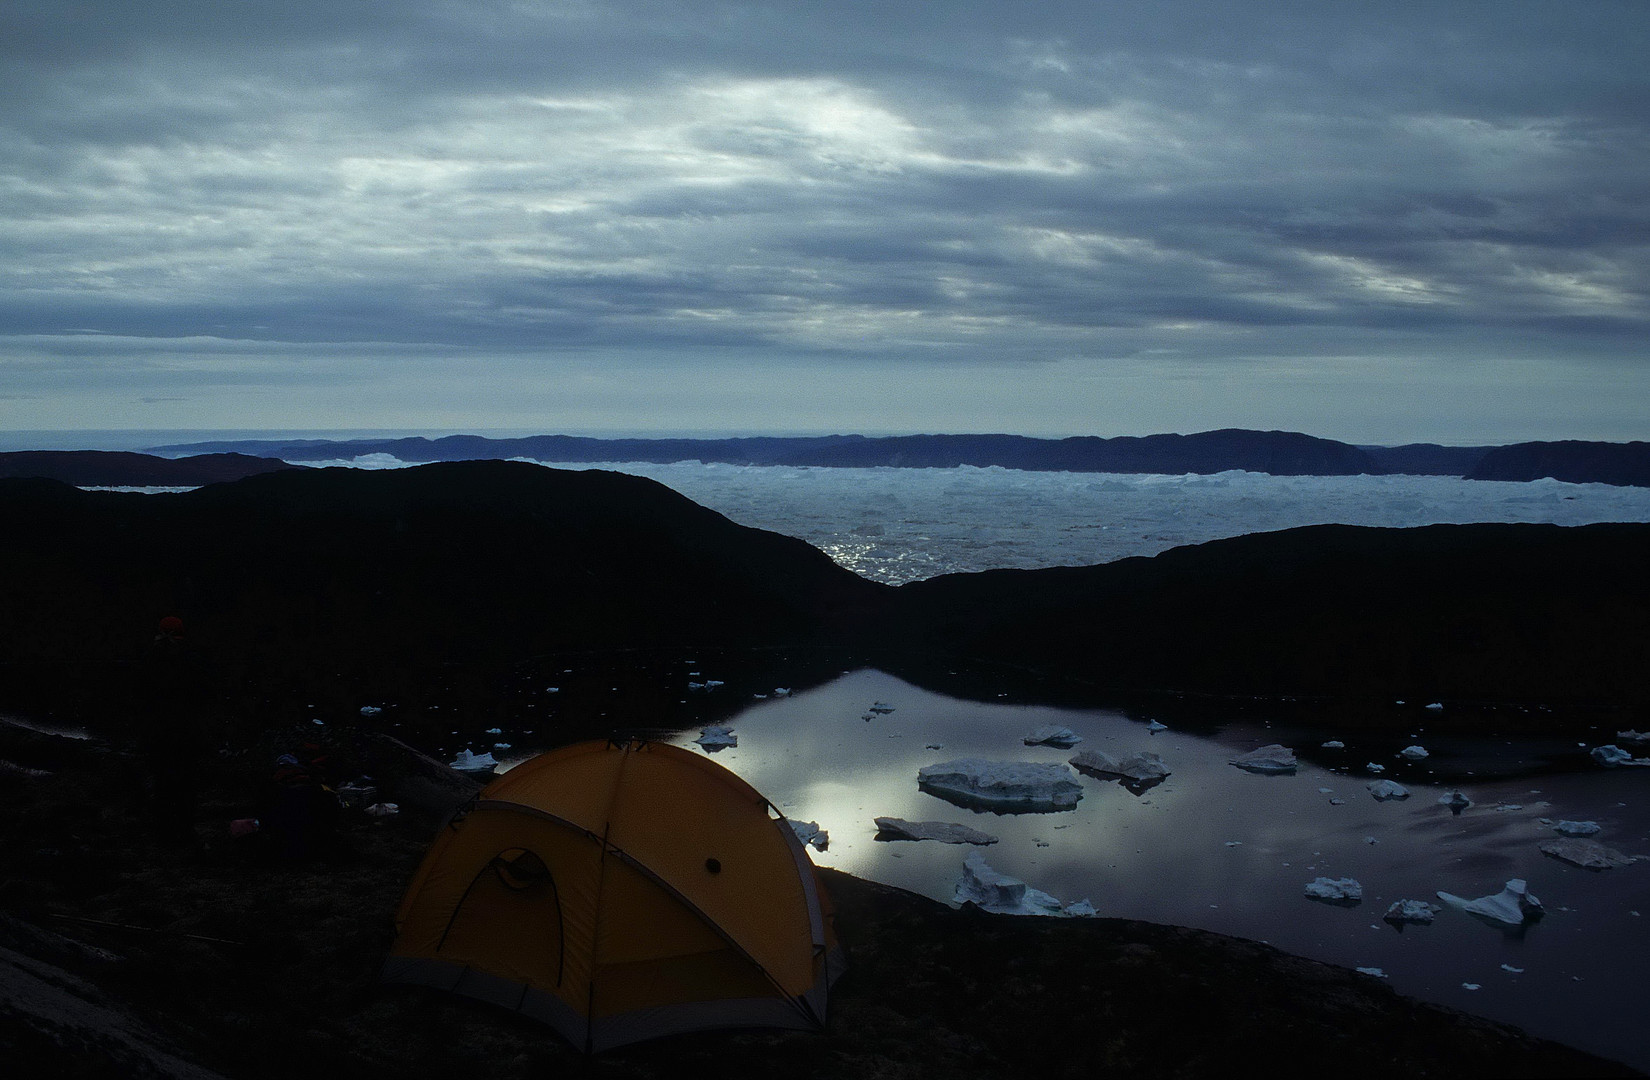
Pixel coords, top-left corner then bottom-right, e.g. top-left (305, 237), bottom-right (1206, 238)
top-left (0, 461), bottom-right (889, 720)
top-left (1467, 441), bottom-right (1650, 487)
top-left (1360, 443), bottom-right (1494, 476)
top-left (888, 522), bottom-right (1650, 707)
top-left (0, 450), bottom-right (306, 486)
top-left (154, 429), bottom-right (1378, 476)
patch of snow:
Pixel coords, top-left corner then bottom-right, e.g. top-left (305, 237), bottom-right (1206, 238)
top-left (1228, 744), bottom-right (1297, 774)
top-left (874, 817), bottom-right (999, 845)
top-left (918, 758), bottom-right (1083, 812)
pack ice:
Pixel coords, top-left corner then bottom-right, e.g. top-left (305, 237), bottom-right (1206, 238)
top-left (917, 759), bottom-right (1083, 812)
top-left (954, 851), bottom-right (1094, 917)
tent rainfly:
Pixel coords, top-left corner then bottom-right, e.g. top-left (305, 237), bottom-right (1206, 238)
top-left (383, 738), bottom-right (843, 1052)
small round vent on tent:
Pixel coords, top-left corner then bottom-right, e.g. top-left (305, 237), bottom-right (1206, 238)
top-left (705, 857), bottom-right (722, 874)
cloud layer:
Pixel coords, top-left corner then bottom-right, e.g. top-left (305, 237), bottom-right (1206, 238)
top-left (4, 2), bottom-right (1648, 440)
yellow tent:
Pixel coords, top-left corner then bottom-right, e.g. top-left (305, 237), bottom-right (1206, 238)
top-left (383, 738), bottom-right (842, 1052)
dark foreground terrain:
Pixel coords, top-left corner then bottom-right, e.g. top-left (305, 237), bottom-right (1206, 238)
top-left (1, 729), bottom-right (1635, 1080)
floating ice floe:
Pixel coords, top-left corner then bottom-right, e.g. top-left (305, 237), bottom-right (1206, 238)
top-left (1399, 745), bottom-right (1429, 760)
top-left (1321, 740), bottom-right (1345, 750)
top-left (1228, 744), bottom-right (1297, 774)
top-left (1146, 720), bottom-right (1168, 733)
top-left (1436, 879), bottom-right (1543, 926)
top-left (1304, 877), bottom-right (1363, 903)
top-left (1368, 779), bottom-right (1410, 801)
top-left (1366, 762), bottom-right (1385, 774)
top-left (954, 851), bottom-right (1094, 917)
top-left (918, 759), bottom-right (1083, 812)
top-left (1425, 702), bottom-right (1444, 711)
top-left (1591, 745), bottom-right (1650, 767)
top-left (867, 701), bottom-right (896, 715)
top-left (1023, 725), bottom-right (1083, 748)
top-left (687, 680), bottom-right (726, 692)
top-left (359, 705), bottom-right (382, 717)
top-left (772, 687), bottom-right (792, 697)
top-left (1538, 837), bottom-right (1639, 870)
top-left (873, 817), bottom-right (999, 845)
top-left (1384, 899), bottom-right (1440, 925)
top-left (695, 725), bottom-right (737, 751)
top-left (449, 749), bottom-right (498, 777)
top-left (1553, 820), bottom-right (1601, 837)
top-left (485, 727), bottom-right (503, 735)
top-left (1069, 749), bottom-right (1170, 785)
top-left (789, 820), bottom-right (829, 851)
top-left (1438, 790), bottom-right (1472, 812)
top-left (1617, 729), bottom-right (1649, 744)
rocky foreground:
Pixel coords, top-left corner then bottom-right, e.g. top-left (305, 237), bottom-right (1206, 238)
top-left (0, 725), bottom-right (1638, 1080)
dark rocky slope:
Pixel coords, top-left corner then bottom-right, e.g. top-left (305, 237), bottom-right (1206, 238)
top-left (1468, 440), bottom-right (1650, 487)
top-left (0, 450), bottom-right (304, 487)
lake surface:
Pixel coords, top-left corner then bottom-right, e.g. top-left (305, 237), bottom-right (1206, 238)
top-left (624, 668), bottom-right (1650, 1070)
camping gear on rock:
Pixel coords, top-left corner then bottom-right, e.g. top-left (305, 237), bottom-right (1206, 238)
top-left (383, 738), bottom-right (842, 1053)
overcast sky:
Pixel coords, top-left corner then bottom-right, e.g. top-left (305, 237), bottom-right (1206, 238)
top-left (4, 2), bottom-right (1648, 444)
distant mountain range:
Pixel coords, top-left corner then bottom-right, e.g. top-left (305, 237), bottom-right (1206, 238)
top-left (3, 429), bottom-right (1648, 487)
top-left (136, 429), bottom-right (1649, 487)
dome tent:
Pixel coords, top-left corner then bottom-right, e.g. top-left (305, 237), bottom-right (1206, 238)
top-left (383, 739), bottom-right (842, 1053)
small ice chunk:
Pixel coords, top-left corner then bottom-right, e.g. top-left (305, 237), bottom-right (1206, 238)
top-left (868, 701), bottom-right (896, 714)
top-left (874, 817), bottom-right (999, 845)
top-left (1024, 725), bottom-right (1083, 748)
top-left (485, 727), bottom-right (503, 735)
top-left (1462, 983), bottom-right (1481, 991)
top-left (1356, 967), bottom-right (1387, 978)
top-left (1366, 762), bottom-right (1385, 774)
top-left (1591, 744), bottom-right (1650, 767)
top-left (1069, 749), bottom-right (1170, 783)
top-left (1321, 740), bottom-right (1345, 749)
top-left (1616, 729), bottom-right (1649, 744)
top-left (1501, 964), bottom-right (1524, 973)
top-left (1384, 899), bottom-right (1440, 925)
top-left (1304, 877), bottom-right (1363, 902)
top-left (1228, 744), bottom-right (1297, 774)
top-left (954, 851), bottom-right (1092, 916)
top-left (1553, 820), bottom-right (1600, 837)
top-left (1368, 779), bottom-right (1410, 801)
top-left (449, 749), bottom-right (498, 776)
top-left (1538, 837), bottom-right (1637, 870)
top-left (1425, 702), bottom-right (1444, 711)
top-left (1436, 879), bottom-right (1543, 926)
top-left (1438, 790), bottom-right (1473, 811)
top-left (918, 759), bottom-right (1083, 812)
top-left (1224, 841), bottom-right (1243, 847)
top-left (773, 687), bottom-right (792, 697)
top-left (1146, 720), bottom-right (1168, 733)
top-left (695, 724), bottom-right (737, 750)
top-left (1328, 798), bottom-right (1345, 806)
top-left (1399, 745), bottom-right (1429, 760)
top-left (789, 820), bottom-right (829, 851)
top-left (359, 705), bottom-right (382, 717)
top-left (493, 742), bottom-right (512, 751)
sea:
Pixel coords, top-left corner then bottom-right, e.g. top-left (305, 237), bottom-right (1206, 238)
top-left (18, 432), bottom-right (1650, 1068)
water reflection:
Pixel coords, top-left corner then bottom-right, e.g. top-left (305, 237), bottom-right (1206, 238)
top-left (662, 668), bottom-right (1650, 1073)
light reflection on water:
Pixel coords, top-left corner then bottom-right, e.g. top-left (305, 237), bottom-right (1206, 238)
top-left (663, 669), bottom-right (1650, 1072)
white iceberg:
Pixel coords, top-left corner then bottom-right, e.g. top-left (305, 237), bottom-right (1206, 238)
top-left (1366, 762), bottom-right (1385, 774)
top-left (449, 749), bottom-right (498, 776)
top-left (695, 724), bottom-right (737, 751)
top-left (1146, 720), bottom-right (1168, 733)
top-left (1304, 877), bottom-right (1363, 902)
top-left (873, 817), bottom-right (999, 845)
top-left (1383, 899), bottom-right (1440, 925)
top-left (1228, 744), bottom-right (1296, 774)
top-left (1367, 779), bottom-right (1410, 801)
top-left (1617, 729), bottom-right (1649, 744)
top-left (1023, 725), bottom-right (1083, 748)
top-left (1436, 879), bottom-right (1543, 926)
top-left (1553, 820), bottom-right (1600, 837)
top-left (1399, 745), bottom-right (1429, 760)
top-left (1321, 740), bottom-right (1345, 749)
top-left (1591, 744), bottom-right (1650, 767)
top-left (1539, 837), bottom-right (1638, 870)
top-left (954, 851), bottom-right (1093, 917)
top-left (359, 705), bottom-right (382, 717)
top-left (789, 820), bottom-right (829, 851)
top-left (1425, 702), bottom-right (1444, 711)
top-left (1069, 749), bottom-right (1171, 784)
top-left (918, 759), bottom-right (1083, 812)
top-left (1438, 790), bottom-right (1472, 811)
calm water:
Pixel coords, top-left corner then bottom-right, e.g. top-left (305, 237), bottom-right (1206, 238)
top-left (627, 669), bottom-right (1650, 1069)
